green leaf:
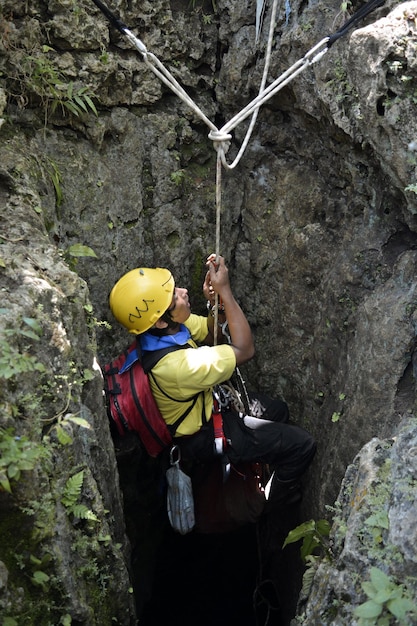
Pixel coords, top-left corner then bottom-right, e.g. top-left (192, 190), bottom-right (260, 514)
top-left (3, 618), bottom-right (18, 626)
top-left (29, 554), bottom-right (43, 566)
top-left (365, 511), bottom-right (389, 530)
top-left (0, 472), bottom-right (12, 493)
top-left (66, 244), bottom-right (97, 258)
top-left (387, 597), bottom-right (417, 620)
top-left (283, 520), bottom-right (315, 548)
top-left (64, 415), bottom-right (91, 429)
top-left (31, 570), bottom-right (50, 588)
top-left (301, 561), bottom-right (316, 597)
top-left (22, 317), bottom-right (43, 335)
top-left (61, 470), bottom-right (84, 507)
top-left (55, 424), bottom-right (73, 446)
top-left (18, 458), bottom-right (37, 471)
top-left (71, 503), bottom-right (98, 522)
top-left (62, 100), bottom-right (80, 116)
top-left (33, 570), bottom-right (50, 583)
top-left (74, 94), bottom-right (88, 112)
top-left (7, 463), bottom-right (20, 480)
top-left (82, 368), bottom-right (95, 381)
top-left (370, 567), bottom-right (392, 592)
top-left (374, 587), bottom-right (397, 604)
top-left (19, 328), bottom-right (41, 341)
top-left (316, 519), bottom-right (331, 536)
top-left (300, 533), bottom-right (320, 561)
top-left (354, 599), bottom-right (383, 618)
top-left (362, 581), bottom-right (378, 600)
top-left (83, 94), bottom-right (98, 115)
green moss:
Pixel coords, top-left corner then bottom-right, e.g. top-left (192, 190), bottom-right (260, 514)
top-left (0, 495), bottom-right (68, 625)
top-left (166, 231), bottom-right (181, 249)
top-left (69, 526), bottom-right (124, 622)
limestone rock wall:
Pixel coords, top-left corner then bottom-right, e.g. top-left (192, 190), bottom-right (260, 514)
top-left (296, 419), bottom-right (417, 624)
top-left (0, 141), bottom-right (135, 622)
top-left (1, 0), bottom-right (417, 623)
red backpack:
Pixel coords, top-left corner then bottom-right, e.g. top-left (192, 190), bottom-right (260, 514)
top-left (103, 340), bottom-right (199, 457)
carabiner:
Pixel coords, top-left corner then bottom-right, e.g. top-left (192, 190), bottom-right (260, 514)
top-left (169, 444), bottom-right (181, 466)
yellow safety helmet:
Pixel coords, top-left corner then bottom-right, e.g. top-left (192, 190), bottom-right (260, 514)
top-left (109, 267), bottom-right (175, 334)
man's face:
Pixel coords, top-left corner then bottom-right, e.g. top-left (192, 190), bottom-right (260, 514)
top-left (166, 287), bottom-right (191, 324)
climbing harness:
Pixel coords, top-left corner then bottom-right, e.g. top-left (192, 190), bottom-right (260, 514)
top-left (90, 0), bottom-right (386, 337)
top-left (214, 320), bottom-right (263, 420)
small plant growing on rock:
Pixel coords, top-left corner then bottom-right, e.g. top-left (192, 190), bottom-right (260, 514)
top-left (63, 243), bottom-right (98, 272)
top-left (283, 518), bottom-right (332, 597)
top-left (354, 566), bottom-right (417, 625)
top-left (2, 34), bottom-right (97, 126)
top-left (0, 428), bottom-right (49, 493)
top-left (22, 47), bottom-right (97, 119)
top-left (0, 314), bottom-right (46, 380)
top-left (61, 469), bottom-right (98, 522)
top-left (283, 518), bottom-right (332, 561)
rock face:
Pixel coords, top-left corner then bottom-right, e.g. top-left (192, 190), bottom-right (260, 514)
top-left (296, 419), bottom-right (417, 624)
top-left (0, 0), bottom-right (417, 623)
top-left (0, 148), bottom-right (135, 622)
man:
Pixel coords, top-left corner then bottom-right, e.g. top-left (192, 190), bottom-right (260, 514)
top-left (109, 254), bottom-right (316, 498)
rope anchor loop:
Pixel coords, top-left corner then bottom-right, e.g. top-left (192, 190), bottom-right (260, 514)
top-left (208, 130), bottom-right (233, 156)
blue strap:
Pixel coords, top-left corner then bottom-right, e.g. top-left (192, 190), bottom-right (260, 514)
top-left (140, 325), bottom-right (191, 353)
top-left (119, 348), bottom-right (139, 374)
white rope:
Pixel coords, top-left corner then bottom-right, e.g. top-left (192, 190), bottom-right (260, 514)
top-left (122, 12), bottom-right (329, 170)
top-left (121, 7), bottom-right (330, 347)
top-left (207, 36), bottom-right (329, 171)
top-left (213, 151), bottom-right (222, 346)
top-left (217, 0), bottom-right (280, 171)
top-left (220, 36), bottom-right (329, 137)
top-left (123, 28), bottom-right (218, 133)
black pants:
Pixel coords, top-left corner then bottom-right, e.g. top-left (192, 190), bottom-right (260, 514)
top-left (176, 394), bottom-right (316, 482)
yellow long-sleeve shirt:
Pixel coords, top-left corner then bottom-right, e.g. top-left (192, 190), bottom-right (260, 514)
top-left (148, 314), bottom-right (236, 436)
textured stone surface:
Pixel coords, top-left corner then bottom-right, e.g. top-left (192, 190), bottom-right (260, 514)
top-left (315, 1), bottom-right (417, 214)
top-left (1, 0), bottom-right (417, 623)
top-left (296, 420), bottom-right (417, 624)
top-left (0, 147), bottom-right (135, 622)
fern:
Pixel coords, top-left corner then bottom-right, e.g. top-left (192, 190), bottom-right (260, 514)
top-left (61, 470), bottom-right (84, 508)
top-left (71, 504), bottom-right (98, 522)
top-left (61, 470), bottom-right (98, 523)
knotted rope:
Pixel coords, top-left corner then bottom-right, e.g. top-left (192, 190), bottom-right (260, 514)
top-left (91, 0), bottom-right (385, 169)
top-left (91, 0), bottom-right (386, 340)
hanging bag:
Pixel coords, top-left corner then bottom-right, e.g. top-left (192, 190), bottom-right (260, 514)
top-left (166, 445), bottom-right (195, 535)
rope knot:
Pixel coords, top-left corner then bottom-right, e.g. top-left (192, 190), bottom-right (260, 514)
top-left (208, 130), bottom-right (232, 155)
